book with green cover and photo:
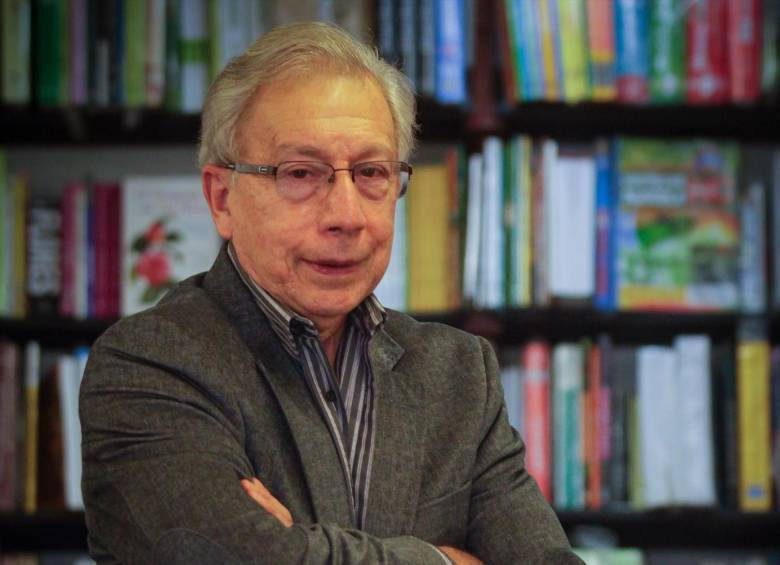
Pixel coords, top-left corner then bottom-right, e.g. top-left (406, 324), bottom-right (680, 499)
top-left (614, 138), bottom-right (740, 311)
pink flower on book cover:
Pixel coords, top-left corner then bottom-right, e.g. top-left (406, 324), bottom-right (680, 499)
top-left (130, 217), bottom-right (183, 304)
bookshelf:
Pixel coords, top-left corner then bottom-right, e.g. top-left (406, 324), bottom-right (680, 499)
top-left (2, 0), bottom-right (780, 561)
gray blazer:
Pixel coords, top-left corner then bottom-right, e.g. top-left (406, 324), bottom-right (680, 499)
top-left (80, 247), bottom-right (581, 564)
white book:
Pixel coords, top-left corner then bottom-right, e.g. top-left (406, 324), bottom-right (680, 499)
top-left (121, 176), bottom-right (221, 316)
top-left (462, 153), bottom-right (483, 303)
top-left (673, 335), bottom-right (716, 505)
top-left (480, 137), bottom-right (504, 309)
top-left (57, 354), bottom-right (83, 510)
top-left (500, 364), bottom-right (524, 436)
top-left (637, 345), bottom-right (677, 508)
top-left (180, 0), bottom-right (209, 113)
top-left (548, 150), bottom-right (596, 299)
top-left (374, 197), bottom-right (407, 311)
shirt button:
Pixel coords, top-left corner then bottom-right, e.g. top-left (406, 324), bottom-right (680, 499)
top-left (324, 390), bottom-right (338, 403)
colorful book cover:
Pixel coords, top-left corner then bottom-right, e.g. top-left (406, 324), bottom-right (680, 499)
top-left (585, 343), bottom-right (602, 509)
top-left (507, 136), bottom-right (532, 307)
top-left (34, 0), bottom-right (62, 106)
top-left (497, 0), bottom-right (519, 103)
top-left (726, 0), bottom-right (761, 103)
top-left (123, 0), bottom-right (146, 106)
top-left (1, 0), bottom-right (31, 104)
top-left (479, 137), bottom-right (504, 309)
top-left (552, 342), bottom-right (585, 510)
top-left (686, 0), bottom-right (728, 104)
top-left (587, 0), bottom-right (617, 101)
top-left (435, 0), bottom-right (467, 104)
top-left (145, 0), bottom-right (166, 106)
top-left (614, 138), bottom-right (740, 311)
top-left (121, 176), bottom-right (221, 316)
top-left (26, 197), bottom-right (61, 318)
top-left (538, 0), bottom-right (560, 101)
top-left (738, 147), bottom-right (770, 314)
top-left (649, 0), bottom-right (685, 103)
top-left (520, 0), bottom-right (545, 101)
top-left (557, 0), bottom-right (590, 102)
top-left (594, 140), bottom-right (614, 310)
top-left (614, 0), bottom-right (650, 103)
top-left (523, 341), bottom-right (552, 502)
top-left (737, 321), bottom-right (772, 511)
top-left (179, 0), bottom-right (209, 113)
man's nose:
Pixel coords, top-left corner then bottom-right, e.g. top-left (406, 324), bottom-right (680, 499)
top-left (321, 169), bottom-right (367, 233)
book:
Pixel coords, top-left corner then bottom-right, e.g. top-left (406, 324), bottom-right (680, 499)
top-left (596, 334), bottom-right (613, 507)
top-left (607, 345), bottom-right (635, 508)
top-left (121, 176), bottom-right (221, 316)
top-left (406, 162), bottom-right (450, 312)
top-left (523, 340), bottom-right (551, 502)
top-left (123, 0), bottom-right (146, 106)
top-left (761, 0), bottom-right (779, 100)
top-left (538, 0), bottom-right (560, 101)
top-left (179, 0), bottom-right (209, 113)
top-left (399, 0), bottom-right (418, 89)
top-left (726, 0), bottom-right (761, 103)
top-left (673, 334), bottom-right (716, 505)
top-left (462, 153), bottom-right (482, 304)
top-left (145, 0), bottom-right (166, 106)
top-left (594, 140), bottom-right (615, 310)
top-left (686, 0), bottom-right (728, 104)
top-left (69, 0), bottom-right (88, 106)
top-left (26, 197), bottom-right (61, 318)
top-left (637, 345), bottom-right (676, 508)
top-left (586, 0), bottom-right (617, 101)
top-left (614, 138), bottom-right (740, 311)
top-left (58, 351), bottom-right (86, 510)
top-left (552, 342), bottom-right (585, 509)
top-left (499, 357), bottom-right (523, 436)
top-left (92, 182), bottom-right (121, 319)
top-left (546, 143), bottom-right (596, 300)
top-left (23, 340), bottom-right (40, 514)
top-left (34, 0), bottom-right (64, 106)
top-left (418, 0), bottom-right (435, 97)
top-left (479, 137), bottom-right (504, 309)
top-left (575, 548), bottom-right (644, 565)
top-left (557, 0), bottom-right (590, 103)
top-left (585, 342), bottom-right (602, 509)
top-left (435, 0), bottom-right (467, 104)
top-left (739, 146), bottom-right (772, 313)
top-left (713, 340), bottom-right (738, 508)
top-left (1, 0), bottom-right (31, 104)
top-left (614, 0), bottom-right (650, 103)
top-left (736, 318), bottom-right (772, 511)
top-left (770, 346), bottom-right (780, 510)
top-left (649, 0), bottom-right (685, 103)
top-left (0, 341), bottom-right (20, 511)
top-left (373, 197), bottom-right (407, 311)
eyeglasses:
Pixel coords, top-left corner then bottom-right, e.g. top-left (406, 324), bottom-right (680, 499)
top-left (224, 160), bottom-right (413, 202)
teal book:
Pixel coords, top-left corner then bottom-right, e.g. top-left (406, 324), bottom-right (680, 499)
top-left (649, 0), bottom-right (685, 103)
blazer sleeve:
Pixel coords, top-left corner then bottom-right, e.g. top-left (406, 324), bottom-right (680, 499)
top-left (80, 336), bottom-right (448, 565)
top-left (465, 337), bottom-right (585, 565)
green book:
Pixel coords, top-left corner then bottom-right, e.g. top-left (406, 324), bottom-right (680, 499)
top-left (1, 0), bottom-right (31, 104)
top-left (35, 0), bottom-right (61, 106)
top-left (124, 0), bottom-right (146, 106)
top-left (649, 0), bottom-right (685, 103)
top-left (164, 0), bottom-right (181, 112)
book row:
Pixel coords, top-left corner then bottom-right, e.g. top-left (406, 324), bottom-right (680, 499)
top-left (0, 341), bottom-right (87, 514)
top-left (494, 0), bottom-right (779, 105)
top-left (374, 138), bottom-right (780, 314)
top-left (498, 326), bottom-right (780, 514)
top-left (0, 0), bottom-right (373, 112)
top-left (0, 555), bottom-right (93, 565)
top-left (0, 153), bottom-right (221, 319)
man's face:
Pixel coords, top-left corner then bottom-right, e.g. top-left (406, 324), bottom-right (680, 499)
top-left (221, 73), bottom-right (398, 326)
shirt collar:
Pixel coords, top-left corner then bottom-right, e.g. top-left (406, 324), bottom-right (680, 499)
top-left (226, 242), bottom-right (387, 357)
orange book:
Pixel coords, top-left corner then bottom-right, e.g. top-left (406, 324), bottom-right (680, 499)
top-left (586, 0), bottom-right (617, 101)
top-left (586, 345), bottom-right (602, 509)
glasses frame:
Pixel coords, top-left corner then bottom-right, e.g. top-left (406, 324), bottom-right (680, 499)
top-left (223, 160), bottom-right (413, 199)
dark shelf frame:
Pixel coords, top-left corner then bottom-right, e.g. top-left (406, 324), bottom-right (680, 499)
top-left (3, 509), bottom-right (779, 552)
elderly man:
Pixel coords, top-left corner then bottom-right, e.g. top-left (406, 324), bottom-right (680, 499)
top-left (81, 22), bottom-right (581, 564)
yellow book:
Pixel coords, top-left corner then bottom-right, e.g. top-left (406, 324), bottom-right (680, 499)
top-left (11, 174), bottom-right (28, 318)
top-left (557, 0), bottom-right (590, 102)
top-left (406, 163), bottom-right (450, 313)
top-left (737, 339), bottom-right (772, 511)
top-left (538, 0), bottom-right (559, 101)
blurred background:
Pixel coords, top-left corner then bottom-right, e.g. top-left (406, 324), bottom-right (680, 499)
top-left (0, 1), bottom-right (778, 563)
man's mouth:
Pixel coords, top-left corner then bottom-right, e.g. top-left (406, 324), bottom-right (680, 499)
top-left (304, 258), bottom-right (362, 275)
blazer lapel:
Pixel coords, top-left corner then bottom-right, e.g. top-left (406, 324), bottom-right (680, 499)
top-left (202, 247), bottom-right (354, 527)
top-left (363, 327), bottom-right (424, 537)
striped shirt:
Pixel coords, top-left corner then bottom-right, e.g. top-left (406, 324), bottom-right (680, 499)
top-left (227, 243), bottom-right (382, 528)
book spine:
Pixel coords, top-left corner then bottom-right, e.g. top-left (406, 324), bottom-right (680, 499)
top-left (586, 0), bottom-right (617, 101)
top-left (558, 0), bottom-right (590, 102)
top-left (496, 0), bottom-right (519, 104)
top-left (123, 0), bottom-right (146, 106)
top-left (649, 0), bottom-right (685, 103)
top-left (737, 335), bottom-right (772, 511)
top-left (377, 0), bottom-right (397, 63)
top-left (26, 200), bottom-right (61, 318)
top-left (594, 140), bottom-right (613, 310)
top-left (145, 0), bottom-right (166, 107)
top-left (739, 180), bottom-right (767, 313)
top-left (435, 0), bottom-right (467, 104)
top-left (538, 0), bottom-right (559, 100)
top-left (1, 0), bottom-right (32, 104)
top-left (614, 0), bottom-right (650, 103)
top-left (399, 0), bottom-right (418, 90)
top-left (59, 184), bottom-right (77, 317)
top-left (419, 0), bottom-right (435, 97)
top-left (23, 341), bottom-right (40, 514)
top-left (596, 335), bottom-right (613, 507)
top-left (70, 0), bottom-right (88, 105)
top-left (523, 340), bottom-right (552, 502)
top-left (0, 342), bottom-right (20, 511)
top-left (164, 0), bottom-right (181, 111)
top-left (727, 0), bottom-right (761, 103)
top-left (686, 0), bottom-right (728, 104)
top-left (586, 343), bottom-right (602, 509)
top-left (35, 0), bottom-right (62, 106)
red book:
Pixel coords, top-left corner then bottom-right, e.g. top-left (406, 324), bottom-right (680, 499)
top-left (727, 0), bottom-right (762, 103)
top-left (687, 0), bottom-right (729, 104)
top-left (522, 340), bottom-right (552, 502)
top-left (92, 183), bottom-right (120, 318)
top-left (585, 345), bottom-right (602, 509)
top-left (59, 182), bottom-right (82, 318)
top-left (107, 182), bottom-right (121, 318)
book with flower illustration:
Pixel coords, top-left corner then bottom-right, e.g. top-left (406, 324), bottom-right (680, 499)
top-left (614, 137), bottom-right (740, 311)
top-left (121, 176), bottom-right (221, 316)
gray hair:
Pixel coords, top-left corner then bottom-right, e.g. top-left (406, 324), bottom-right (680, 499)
top-left (198, 21), bottom-right (417, 167)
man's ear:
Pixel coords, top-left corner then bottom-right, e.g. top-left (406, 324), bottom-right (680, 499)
top-left (202, 164), bottom-right (234, 240)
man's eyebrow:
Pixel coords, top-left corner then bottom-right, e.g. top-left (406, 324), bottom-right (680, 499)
top-left (274, 143), bottom-right (395, 162)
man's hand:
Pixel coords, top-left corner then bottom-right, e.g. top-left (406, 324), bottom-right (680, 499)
top-left (438, 546), bottom-right (485, 565)
top-left (240, 477), bottom-right (293, 528)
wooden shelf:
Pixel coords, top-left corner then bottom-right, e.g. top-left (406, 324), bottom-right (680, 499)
top-left (3, 509), bottom-right (778, 552)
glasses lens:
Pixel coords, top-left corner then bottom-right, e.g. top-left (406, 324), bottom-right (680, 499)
top-left (354, 162), bottom-right (400, 200)
top-left (276, 162), bottom-right (331, 201)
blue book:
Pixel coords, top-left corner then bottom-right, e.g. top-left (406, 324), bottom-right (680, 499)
top-left (435, 0), bottom-right (467, 104)
top-left (614, 0), bottom-right (650, 102)
top-left (594, 140), bottom-right (614, 310)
